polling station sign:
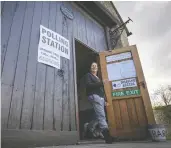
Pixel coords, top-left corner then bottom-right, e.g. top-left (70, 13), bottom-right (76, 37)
top-left (38, 25), bottom-right (70, 69)
top-left (112, 78), bottom-right (137, 90)
top-left (39, 25), bottom-right (70, 59)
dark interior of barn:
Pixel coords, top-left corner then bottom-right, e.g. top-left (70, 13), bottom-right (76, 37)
top-left (75, 40), bottom-right (98, 140)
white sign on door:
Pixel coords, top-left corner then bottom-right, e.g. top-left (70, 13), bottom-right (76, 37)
top-left (106, 52), bottom-right (132, 63)
top-left (107, 60), bottom-right (136, 81)
top-left (112, 78), bottom-right (137, 90)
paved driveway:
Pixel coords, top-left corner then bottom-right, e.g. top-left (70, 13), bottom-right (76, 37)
top-left (37, 141), bottom-right (171, 148)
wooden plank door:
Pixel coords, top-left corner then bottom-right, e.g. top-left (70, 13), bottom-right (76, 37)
top-left (98, 45), bottom-right (155, 140)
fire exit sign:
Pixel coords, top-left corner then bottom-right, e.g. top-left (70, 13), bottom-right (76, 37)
top-left (112, 89), bottom-right (140, 97)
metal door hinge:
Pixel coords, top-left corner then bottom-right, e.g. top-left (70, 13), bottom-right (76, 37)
top-left (139, 81), bottom-right (146, 89)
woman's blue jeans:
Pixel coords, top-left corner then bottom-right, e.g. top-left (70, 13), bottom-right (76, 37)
top-left (87, 94), bottom-right (108, 132)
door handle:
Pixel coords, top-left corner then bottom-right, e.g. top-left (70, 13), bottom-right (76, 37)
top-left (139, 81), bottom-right (146, 89)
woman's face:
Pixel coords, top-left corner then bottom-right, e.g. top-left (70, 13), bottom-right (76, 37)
top-left (91, 62), bottom-right (98, 73)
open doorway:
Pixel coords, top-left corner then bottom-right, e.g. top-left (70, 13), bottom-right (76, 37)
top-left (75, 40), bottom-right (99, 140)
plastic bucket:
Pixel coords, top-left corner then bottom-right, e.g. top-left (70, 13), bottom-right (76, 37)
top-left (148, 124), bottom-right (167, 142)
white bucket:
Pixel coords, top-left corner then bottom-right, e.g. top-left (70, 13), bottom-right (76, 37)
top-left (148, 124), bottom-right (167, 142)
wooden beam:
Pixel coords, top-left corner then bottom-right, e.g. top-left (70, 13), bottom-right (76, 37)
top-left (73, 38), bottom-right (80, 136)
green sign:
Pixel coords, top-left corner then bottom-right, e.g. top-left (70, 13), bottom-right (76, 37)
top-left (112, 89), bottom-right (140, 97)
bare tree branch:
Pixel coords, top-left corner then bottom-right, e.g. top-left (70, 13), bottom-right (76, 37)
top-left (152, 85), bottom-right (171, 106)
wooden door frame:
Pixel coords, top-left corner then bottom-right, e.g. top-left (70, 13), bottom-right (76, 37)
top-left (99, 45), bottom-right (156, 131)
top-left (73, 37), bottom-right (100, 140)
top-left (72, 37), bottom-right (80, 140)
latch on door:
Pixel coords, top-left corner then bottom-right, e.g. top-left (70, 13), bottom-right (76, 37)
top-left (139, 81), bottom-right (146, 89)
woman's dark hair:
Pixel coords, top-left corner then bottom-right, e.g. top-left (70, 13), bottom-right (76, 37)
top-left (89, 61), bottom-right (97, 68)
top-left (91, 61), bottom-right (97, 65)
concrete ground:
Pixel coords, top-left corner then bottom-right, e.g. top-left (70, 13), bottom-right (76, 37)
top-left (37, 141), bottom-right (171, 148)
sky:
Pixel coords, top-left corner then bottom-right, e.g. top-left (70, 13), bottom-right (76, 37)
top-left (114, 1), bottom-right (171, 95)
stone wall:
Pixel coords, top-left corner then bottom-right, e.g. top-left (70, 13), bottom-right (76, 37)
top-left (153, 109), bottom-right (171, 125)
top-left (153, 106), bottom-right (171, 139)
top-left (98, 1), bottom-right (130, 48)
top-left (120, 29), bottom-right (129, 47)
top-left (99, 1), bottom-right (119, 21)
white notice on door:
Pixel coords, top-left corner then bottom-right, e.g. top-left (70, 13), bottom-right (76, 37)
top-left (106, 60), bottom-right (136, 81)
top-left (112, 78), bottom-right (137, 90)
top-left (106, 52), bottom-right (132, 63)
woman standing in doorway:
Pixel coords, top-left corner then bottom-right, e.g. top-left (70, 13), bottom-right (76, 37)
top-left (85, 62), bottom-right (113, 144)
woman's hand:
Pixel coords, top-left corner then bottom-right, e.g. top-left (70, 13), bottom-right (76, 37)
top-left (103, 79), bottom-right (109, 85)
top-left (105, 102), bottom-right (110, 107)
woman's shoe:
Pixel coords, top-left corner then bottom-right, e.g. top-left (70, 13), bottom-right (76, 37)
top-left (102, 128), bottom-right (113, 144)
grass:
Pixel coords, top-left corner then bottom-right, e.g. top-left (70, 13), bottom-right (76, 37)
top-left (153, 105), bottom-right (171, 110)
top-left (167, 135), bottom-right (171, 140)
